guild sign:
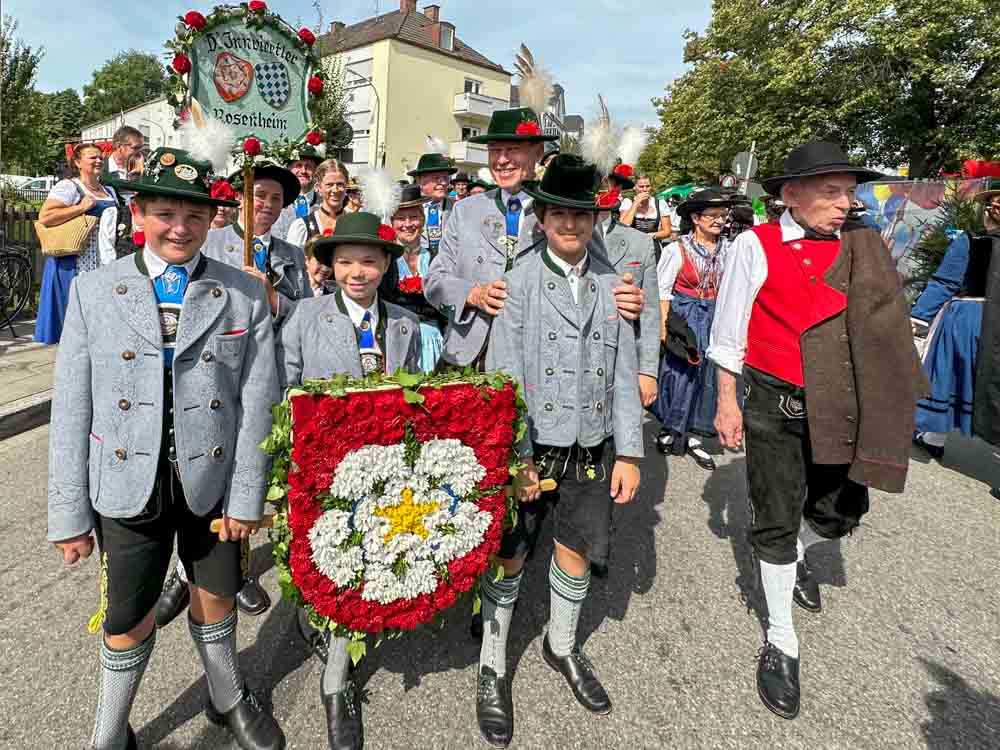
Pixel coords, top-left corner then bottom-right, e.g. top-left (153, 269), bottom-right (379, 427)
top-left (255, 62), bottom-right (291, 109)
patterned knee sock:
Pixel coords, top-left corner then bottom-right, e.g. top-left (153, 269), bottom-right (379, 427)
top-left (478, 570), bottom-right (522, 677)
top-left (760, 560), bottom-right (799, 658)
top-left (321, 636), bottom-right (352, 696)
top-left (547, 556), bottom-right (590, 657)
top-left (189, 607), bottom-right (244, 713)
top-left (90, 630), bottom-right (155, 750)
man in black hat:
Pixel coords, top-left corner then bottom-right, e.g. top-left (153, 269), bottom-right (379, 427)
top-left (708, 141), bottom-right (925, 719)
top-left (272, 144), bottom-right (324, 240)
top-left (408, 151), bottom-right (458, 253)
top-left (452, 171), bottom-right (471, 201)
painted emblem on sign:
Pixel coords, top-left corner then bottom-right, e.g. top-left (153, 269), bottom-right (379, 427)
top-left (214, 52), bottom-right (254, 103)
top-left (174, 164), bottom-right (198, 182)
top-left (255, 62), bottom-right (291, 109)
top-left (159, 152), bottom-right (176, 166)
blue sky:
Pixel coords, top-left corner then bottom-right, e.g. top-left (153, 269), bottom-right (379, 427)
top-left (5, 0), bottom-right (711, 127)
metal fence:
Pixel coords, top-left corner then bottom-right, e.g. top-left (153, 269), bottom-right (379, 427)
top-left (0, 200), bottom-right (44, 281)
top-left (10, 188), bottom-right (49, 204)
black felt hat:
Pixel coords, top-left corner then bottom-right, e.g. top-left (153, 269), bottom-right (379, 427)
top-left (407, 152), bottom-right (458, 177)
top-left (310, 211), bottom-right (404, 265)
top-left (762, 141), bottom-right (883, 195)
top-left (228, 160), bottom-right (301, 208)
top-left (396, 184), bottom-right (430, 210)
top-left (452, 172), bottom-right (470, 184)
top-left (522, 154), bottom-right (601, 211)
top-left (676, 188), bottom-right (738, 219)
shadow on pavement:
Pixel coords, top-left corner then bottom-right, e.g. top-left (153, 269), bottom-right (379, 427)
top-left (919, 658), bottom-right (1000, 749)
top-left (938, 434), bottom-right (1000, 491)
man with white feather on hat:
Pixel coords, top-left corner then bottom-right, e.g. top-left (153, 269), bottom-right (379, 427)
top-left (425, 46), bottom-right (646, 372)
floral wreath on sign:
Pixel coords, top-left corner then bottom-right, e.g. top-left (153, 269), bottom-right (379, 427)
top-left (165, 3), bottom-right (327, 168)
top-left (262, 369), bottom-right (527, 663)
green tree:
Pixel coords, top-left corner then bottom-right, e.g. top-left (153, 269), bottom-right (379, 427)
top-left (644, 0), bottom-right (1000, 187)
top-left (0, 16), bottom-right (47, 173)
top-left (40, 88), bottom-right (83, 170)
top-left (81, 50), bottom-right (166, 125)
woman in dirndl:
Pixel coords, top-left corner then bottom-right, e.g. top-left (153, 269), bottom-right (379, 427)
top-left (652, 189), bottom-right (735, 470)
top-left (34, 143), bottom-right (119, 344)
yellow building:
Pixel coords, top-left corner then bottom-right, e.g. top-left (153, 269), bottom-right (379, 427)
top-left (319, 0), bottom-right (512, 178)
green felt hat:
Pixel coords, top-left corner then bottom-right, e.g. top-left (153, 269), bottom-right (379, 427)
top-left (104, 147), bottom-right (239, 207)
top-left (468, 107), bottom-right (558, 144)
top-left (311, 211), bottom-right (404, 265)
top-left (407, 152), bottom-right (458, 177)
top-left (227, 160), bottom-right (301, 208)
top-left (522, 154), bottom-right (601, 211)
top-left (289, 144), bottom-right (324, 165)
top-left (974, 178), bottom-right (1000, 203)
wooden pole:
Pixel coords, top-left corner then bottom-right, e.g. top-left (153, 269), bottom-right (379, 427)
top-left (243, 163), bottom-right (255, 267)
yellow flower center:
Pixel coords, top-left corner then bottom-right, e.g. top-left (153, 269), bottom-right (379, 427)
top-left (375, 487), bottom-right (441, 543)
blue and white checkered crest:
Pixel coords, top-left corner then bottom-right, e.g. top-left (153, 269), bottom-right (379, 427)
top-left (255, 62), bottom-right (291, 109)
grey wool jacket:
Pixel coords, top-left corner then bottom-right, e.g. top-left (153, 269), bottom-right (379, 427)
top-left (276, 293), bottom-right (422, 386)
top-left (47, 253), bottom-right (280, 542)
top-left (604, 219), bottom-right (662, 377)
top-left (486, 247), bottom-right (644, 459)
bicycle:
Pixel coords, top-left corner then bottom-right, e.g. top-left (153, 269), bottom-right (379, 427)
top-left (0, 249), bottom-right (33, 337)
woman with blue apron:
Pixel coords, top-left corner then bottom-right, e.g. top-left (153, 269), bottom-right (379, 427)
top-left (652, 189), bottom-right (735, 470)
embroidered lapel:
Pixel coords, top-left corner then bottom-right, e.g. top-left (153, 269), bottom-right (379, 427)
top-left (174, 277), bottom-right (227, 359)
top-left (113, 256), bottom-right (162, 350)
top-left (541, 250), bottom-right (580, 329)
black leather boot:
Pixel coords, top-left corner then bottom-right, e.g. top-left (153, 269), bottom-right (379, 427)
top-left (154, 571), bottom-right (190, 628)
top-left (476, 666), bottom-right (514, 747)
top-left (205, 687), bottom-right (286, 749)
top-left (792, 560), bottom-right (822, 613)
top-left (756, 642), bottom-right (800, 719)
top-left (322, 680), bottom-right (364, 750)
top-left (541, 635), bottom-right (611, 715)
top-left (125, 724), bottom-right (137, 750)
top-left (236, 576), bottom-right (271, 616)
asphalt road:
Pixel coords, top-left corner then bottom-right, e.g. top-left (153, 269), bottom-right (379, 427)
top-left (2, 421), bottom-right (998, 749)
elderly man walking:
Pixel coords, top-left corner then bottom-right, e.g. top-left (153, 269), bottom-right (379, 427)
top-left (709, 141), bottom-right (926, 720)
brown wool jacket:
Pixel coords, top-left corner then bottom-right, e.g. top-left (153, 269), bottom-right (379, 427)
top-left (800, 223), bottom-right (928, 493)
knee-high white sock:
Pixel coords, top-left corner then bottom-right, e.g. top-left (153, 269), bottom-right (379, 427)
top-left (189, 607), bottom-right (244, 713)
top-left (798, 519), bottom-right (833, 557)
top-left (322, 636), bottom-right (352, 696)
top-left (90, 630), bottom-right (155, 750)
top-left (760, 560), bottom-right (799, 658)
top-left (547, 556), bottom-right (590, 657)
top-left (478, 570), bottom-right (522, 677)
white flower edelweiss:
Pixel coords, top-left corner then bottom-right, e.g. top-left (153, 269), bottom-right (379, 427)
top-left (308, 439), bottom-right (492, 604)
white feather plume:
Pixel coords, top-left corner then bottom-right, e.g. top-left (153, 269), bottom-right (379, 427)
top-left (179, 109), bottom-right (236, 175)
top-left (514, 43), bottom-right (553, 115)
top-left (477, 167), bottom-right (493, 184)
top-left (581, 95), bottom-right (620, 178)
top-left (355, 166), bottom-right (401, 221)
top-left (425, 135), bottom-right (448, 156)
top-left (619, 125), bottom-right (648, 167)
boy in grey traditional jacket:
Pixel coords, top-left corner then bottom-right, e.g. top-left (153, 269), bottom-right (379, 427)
top-left (276, 210), bottom-right (420, 750)
top-left (478, 155), bottom-right (643, 747)
top-left (49, 148), bottom-right (284, 750)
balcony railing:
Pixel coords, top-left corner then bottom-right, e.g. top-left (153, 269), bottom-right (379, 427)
top-left (453, 92), bottom-right (509, 119)
top-left (449, 140), bottom-right (488, 166)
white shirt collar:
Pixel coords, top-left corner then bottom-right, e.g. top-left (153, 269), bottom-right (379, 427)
top-left (501, 188), bottom-right (531, 208)
top-left (779, 209), bottom-right (841, 241)
top-left (340, 292), bottom-right (379, 330)
top-left (143, 247), bottom-right (202, 279)
top-left (106, 154), bottom-right (125, 176)
top-left (237, 221), bottom-right (272, 245)
top-left (546, 247), bottom-right (588, 277)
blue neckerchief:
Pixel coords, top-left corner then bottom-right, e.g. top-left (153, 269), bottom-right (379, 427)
top-left (152, 265), bottom-right (189, 367)
top-left (294, 194), bottom-right (310, 219)
top-left (506, 197), bottom-right (522, 239)
top-left (252, 237), bottom-right (268, 273)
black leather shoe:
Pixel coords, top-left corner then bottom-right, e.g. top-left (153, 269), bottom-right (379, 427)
top-left (155, 571), bottom-right (190, 628)
top-left (470, 612), bottom-right (484, 640)
top-left (476, 666), bottom-right (513, 747)
top-left (686, 443), bottom-right (716, 471)
top-left (793, 560), bottom-right (822, 613)
top-left (323, 681), bottom-right (364, 750)
top-left (541, 636), bottom-right (611, 715)
top-left (125, 724), bottom-right (137, 750)
top-left (236, 577), bottom-right (271, 616)
top-left (756, 642), bottom-right (800, 720)
top-left (913, 432), bottom-right (944, 460)
top-left (206, 687), bottom-right (286, 750)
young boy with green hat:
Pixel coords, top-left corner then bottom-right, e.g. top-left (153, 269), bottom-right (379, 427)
top-left (52, 147), bottom-right (285, 750)
top-left (275, 210), bottom-right (421, 749)
top-left (476, 154), bottom-right (644, 747)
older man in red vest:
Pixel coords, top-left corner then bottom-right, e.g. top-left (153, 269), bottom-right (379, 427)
top-left (709, 141), bottom-right (925, 720)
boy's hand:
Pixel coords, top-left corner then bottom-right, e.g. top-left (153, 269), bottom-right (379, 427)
top-left (639, 374), bottom-right (658, 406)
top-left (243, 266), bottom-right (279, 314)
top-left (610, 458), bottom-right (641, 504)
top-left (514, 459), bottom-right (542, 503)
top-left (218, 516), bottom-right (259, 542)
top-left (54, 533), bottom-right (95, 565)
top-left (612, 273), bottom-right (644, 320)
